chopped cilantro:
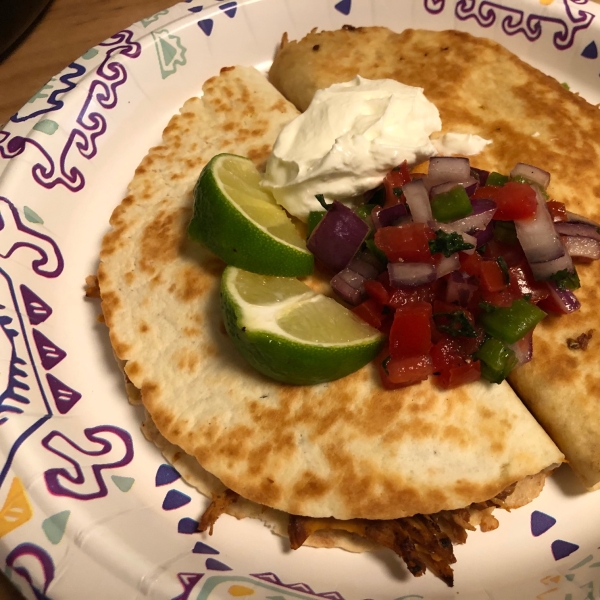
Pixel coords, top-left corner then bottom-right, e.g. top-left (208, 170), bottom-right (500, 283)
top-left (433, 310), bottom-right (478, 338)
top-left (381, 355), bottom-right (391, 375)
top-left (561, 82), bottom-right (570, 90)
top-left (429, 230), bottom-right (475, 257)
top-left (393, 187), bottom-right (403, 198)
top-left (315, 194), bottom-right (333, 210)
top-left (496, 256), bottom-right (510, 285)
top-left (548, 268), bottom-right (581, 291)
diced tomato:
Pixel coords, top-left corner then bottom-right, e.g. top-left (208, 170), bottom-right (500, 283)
top-left (375, 223), bottom-right (436, 263)
top-left (472, 185), bottom-right (501, 201)
top-left (547, 200), bottom-right (567, 222)
top-left (352, 298), bottom-right (386, 329)
top-left (388, 284), bottom-right (436, 309)
top-left (389, 302), bottom-right (432, 359)
top-left (493, 182), bottom-right (538, 221)
top-left (437, 360), bottom-right (481, 389)
top-left (431, 335), bottom-right (465, 371)
top-left (482, 239), bottom-right (526, 267)
top-left (382, 354), bottom-right (434, 385)
top-left (382, 161), bottom-right (411, 207)
top-left (479, 260), bottom-right (507, 293)
top-left (364, 279), bottom-right (390, 305)
top-left (459, 251), bottom-right (482, 276)
top-left (508, 262), bottom-right (549, 304)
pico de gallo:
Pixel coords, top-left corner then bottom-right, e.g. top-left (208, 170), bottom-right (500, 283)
top-left (306, 157), bottom-right (600, 390)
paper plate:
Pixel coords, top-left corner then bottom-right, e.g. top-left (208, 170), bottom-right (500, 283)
top-left (1, 0), bottom-right (600, 598)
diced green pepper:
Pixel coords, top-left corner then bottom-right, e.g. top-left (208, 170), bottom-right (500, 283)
top-left (307, 211), bottom-right (326, 237)
top-left (493, 221), bottom-right (518, 245)
top-left (430, 185), bottom-right (473, 223)
top-left (475, 337), bottom-right (518, 383)
top-left (365, 238), bottom-right (388, 265)
top-left (478, 298), bottom-right (546, 344)
top-left (486, 172), bottom-right (509, 186)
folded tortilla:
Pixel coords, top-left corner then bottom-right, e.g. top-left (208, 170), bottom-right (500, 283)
top-left (269, 26), bottom-right (600, 490)
top-left (98, 63), bottom-right (563, 525)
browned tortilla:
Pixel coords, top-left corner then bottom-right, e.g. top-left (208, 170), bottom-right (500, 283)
top-left (269, 26), bottom-right (600, 490)
top-left (98, 62), bottom-right (563, 523)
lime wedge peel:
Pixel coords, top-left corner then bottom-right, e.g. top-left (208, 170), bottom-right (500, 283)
top-left (188, 154), bottom-right (313, 277)
top-left (221, 266), bottom-right (384, 385)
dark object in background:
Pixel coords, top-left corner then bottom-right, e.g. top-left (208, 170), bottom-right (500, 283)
top-left (0, 0), bottom-right (53, 58)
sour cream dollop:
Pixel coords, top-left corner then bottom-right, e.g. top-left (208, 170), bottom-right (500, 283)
top-left (262, 76), bottom-right (443, 222)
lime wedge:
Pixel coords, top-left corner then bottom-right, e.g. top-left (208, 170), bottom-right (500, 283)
top-left (189, 154), bottom-right (313, 276)
top-left (221, 266), bottom-right (384, 385)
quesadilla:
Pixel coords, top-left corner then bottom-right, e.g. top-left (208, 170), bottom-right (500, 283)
top-left (96, 60), bottom-right (565, 585)
top-left (269, 26), bottom-right (600, 491)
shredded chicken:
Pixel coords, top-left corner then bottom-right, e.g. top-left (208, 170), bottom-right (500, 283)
top-left (197, 473), bottom-right (548, 587)
top-left (198, 489), bottom-right (239, 534)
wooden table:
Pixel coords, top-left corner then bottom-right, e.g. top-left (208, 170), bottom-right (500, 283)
top-left (0, 0), bottom-right (176, 125)
top-left (0, 1), bottom-right (176, 596)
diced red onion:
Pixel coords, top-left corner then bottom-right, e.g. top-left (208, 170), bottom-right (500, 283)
top-left (473, 220), bottom-right (494, 247)
top-left (436, 253), bottom-right (460, 278)
top-left (562, 236), bottom-right (600, 260)
top-left (372, 203), bottom-right (409, 229)
top-left (529, 252), bottom-right (574, 281)
top-left (446, 199), bottom-right (496, 234)
top-left (555, 222), bottom-right (600, 242)
top-left (510, 162), bottom-right (550, 189)
top-left (330, 270), bottom-right (365, 306)
top-left (425, 157), bottom-right (471, 190)
top-left (545, 281), bottom-right (581, 314)
top-left (388, 262), bottom-right (437, 287)
top-left (307, 201), bottom-right (369, 272)
top-left (471, 167), bottom-right (489, 187)
top-left (508, 331), bottom-right (533, 367)
top-left (566, 210), bottom-right (600, 228)
top-left (348, 251), bottom-right (382, 279)
top-left (402, 179), bottom-right (432, 223)
top-left (430, 176), bottom-right (478, 199)
top-left (446, 271), bottom-right (478, 306)
top-left (515, 188), bottom-right (564, 264)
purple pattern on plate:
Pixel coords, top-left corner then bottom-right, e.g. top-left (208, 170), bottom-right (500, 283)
top-left (198, 19), bottom-right (214, 35)
top-left (0, 266), bottom-right (54, 487)
top-left (5, 543), bottom-right (55, 600)
top-left (162, 489), bottom-right (192, 510)
top-left (218, 1), bottom-right (237, 17)
top-left (251, 573), bottom-right (346, 600)
top-left (156, 463), bottom-right (181, 486)
top-left (531, 510), bottom-right (557, 536)
top-left (582, 40), bottom-right (598, 57)
top-left (9, 62), bottom-right (87, 124)
top-left (20, 285), bottom-right (52, 325)
top-left (172, 573), bottom-right (204, 600)
top-left (335, 0), bottom-right (352, 15)
top-left (552, 539), bottom-right (580, 559)
top-left (42, 425), bottom-right (134, 500)
top-left (46, 373), bottom-right (82, 414)
top-left (424, 0), bottom-right (595, 50)
top-left (192, 541), bottom-right (219, 554)
top-left (0, 30), bottom-right (141, 192)
top-left (0, 198), bottom-right (63, 278)
top-left (178, 517), bottom-right (200, 534)
top-left (32, 329), bottom-right (66, 370)
top-left (205, 558), bottom-right (232, 571)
